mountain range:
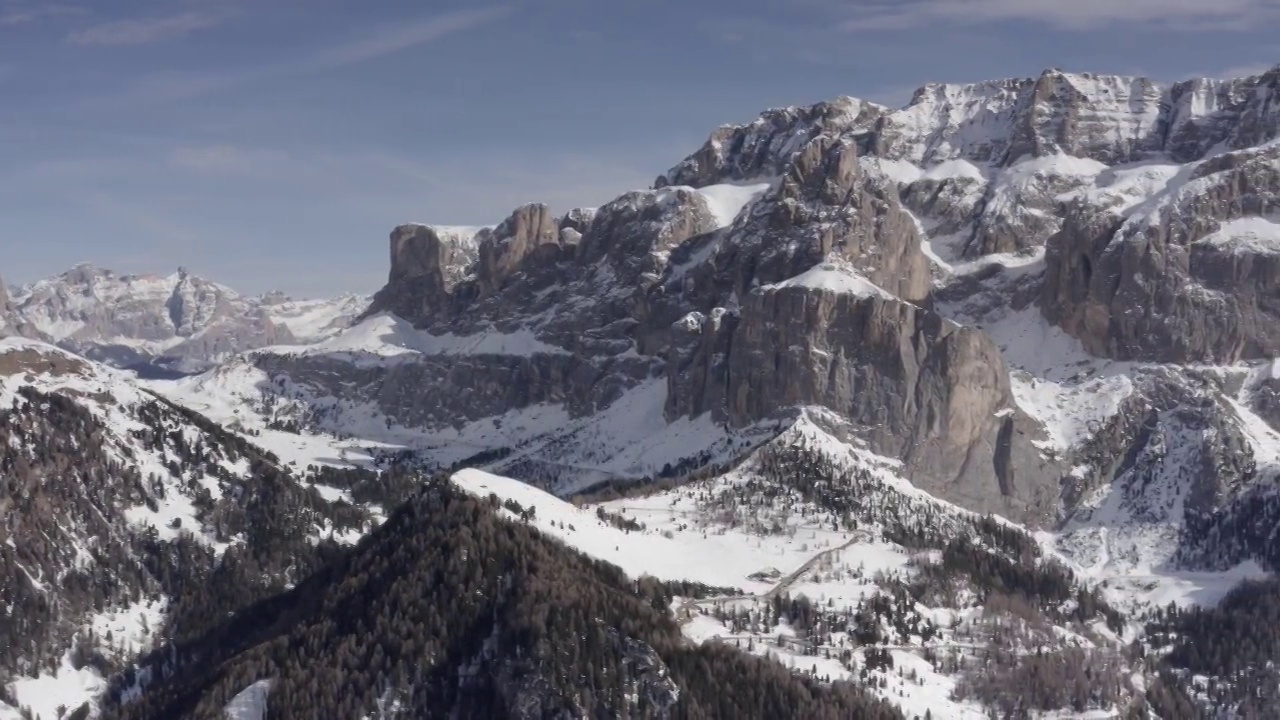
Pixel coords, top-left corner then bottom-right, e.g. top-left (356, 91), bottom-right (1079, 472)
top-left (3, 64), bottom-right (1280, 719)
top-left (3, 264), bottom-right (366, 375)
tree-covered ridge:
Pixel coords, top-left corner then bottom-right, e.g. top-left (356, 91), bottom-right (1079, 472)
top-left (1, 387), bottom-right (157, 685)
top-left (0, 383), bottom-right (373, 718)
top-left (105, 480), bottom-right (904, 720)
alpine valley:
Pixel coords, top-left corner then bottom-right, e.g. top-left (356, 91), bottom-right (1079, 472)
top-left (4, 65), bottom-right (1280, 719)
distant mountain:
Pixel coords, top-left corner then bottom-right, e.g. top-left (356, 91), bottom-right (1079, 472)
top-left (10, 264), bottom-right (368, 374)
top-left (0, 274), bottom-right (15, 335)
top-left (0, 274), bottom-right (36, 340)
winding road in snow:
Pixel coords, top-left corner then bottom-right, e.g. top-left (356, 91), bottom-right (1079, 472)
top-left (676, 530), bottom-right (874, 625)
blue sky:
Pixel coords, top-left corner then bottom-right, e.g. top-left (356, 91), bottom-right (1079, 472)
top-left (0, 0), bottom-right (1275, 296)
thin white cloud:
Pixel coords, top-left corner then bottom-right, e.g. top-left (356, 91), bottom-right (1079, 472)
top-left (66, 10), bottom-right (229, 46)
top-left (0, 1), bottom-right (83, 27)
top-left (125, 6), bottom-right (512, 101)
top-left (311, 7), bottom-right (513, 70)
top-left (168, 145), bottom-right (285, 175)
top-left (838, 0), bottom-right (1280, 31)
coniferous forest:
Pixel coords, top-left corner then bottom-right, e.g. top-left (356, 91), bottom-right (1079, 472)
top-left (103, 479), bottom-right (903, 719)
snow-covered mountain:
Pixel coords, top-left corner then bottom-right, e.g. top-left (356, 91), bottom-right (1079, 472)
top-left (6, 64), bottom-right (1280, 719)
top-left (204, 65), bottom-right (1280, 518)
top-left (11, 264), bottom-right (368, 374)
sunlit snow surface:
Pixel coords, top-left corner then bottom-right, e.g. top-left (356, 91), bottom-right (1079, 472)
top-left (763, 260), bottom-right (896, 300)
top-left (0, 340), bottom-right (332, 720)
top-left (155, 344), bottom-right (759, 496)
top-left (448, 421), bottom-right (998, 720)
top-left (688, 181), bottom-right (773, 228)
top-left (3, 653), bottom-right (105, 720)
top-left (1194, 215), bottom-right (1280, 254)
top-left (223, 680), bottom-right (273, 720)
top-left (0, 596), bottom-right (167, 720)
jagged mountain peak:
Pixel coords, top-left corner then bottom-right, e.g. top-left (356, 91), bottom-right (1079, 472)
top-left (664, 65), bottom-right (1277, 190)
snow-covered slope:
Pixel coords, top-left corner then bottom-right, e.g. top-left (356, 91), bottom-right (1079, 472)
top-left (152, 352), bottom-right (762, 495)
top-left (0, 338), bottom-right (371, 720)
top-left (448, 413), bottom-right (1208, 719)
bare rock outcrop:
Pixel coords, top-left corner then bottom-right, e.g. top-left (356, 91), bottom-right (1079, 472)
top-left (477, 203), bottom-right (561, 296)
top-left (1061, 371), bottom-right (1262, 571)
top-left (0, 274), bottom-right (15, 336)
top-left (692, 135), bottom-right (932, 305)
top-left (1163, 66), bottom-right (1280, 162)
top-left (657, 96), bottom-right (886, 188)
top-left (1042, 142), bottom-right (1280, 362)
top-left (1250, 366), bottom-right (1280, 432)
top-left (667, 267), bottom-right (1057, 521)
top-left (373, 224), bottom-right (482, 321)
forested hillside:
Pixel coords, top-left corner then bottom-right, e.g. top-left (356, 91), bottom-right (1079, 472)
top-left (104, 479), bottom-right (903, 720)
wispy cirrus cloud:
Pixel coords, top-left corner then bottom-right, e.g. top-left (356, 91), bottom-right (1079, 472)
top-left (309, 7), bottom-right (513, 70)
top-left (837, 0), bottom-right (1280, 31)
top-left (66, 10), bottom-right (230, 47)
top-left (168, 144), bottom-right (284, 175)
top-left (126, 6), bottom-right (512, 101)
top-left (0, 0), bottom-right (83, 27)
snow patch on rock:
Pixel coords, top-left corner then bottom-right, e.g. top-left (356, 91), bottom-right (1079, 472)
top-left (764, 261), bottom-right (896, 300)
top-left (1195, 215), bottom-right (1280, 254)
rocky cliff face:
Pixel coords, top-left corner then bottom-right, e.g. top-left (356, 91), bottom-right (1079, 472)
top-left (658, 96), bottom-right (887, 188)
top-left (233, 65), bottom-right (1280, 530)
top-left (676, 263), bottom-right (1055, 518)
top-left (12, 264), bottom-right (366, 372)
top-left (1043, 142), bottom-right (1280, 362)
top-left (1253, 365), bottom-right (1280, 432)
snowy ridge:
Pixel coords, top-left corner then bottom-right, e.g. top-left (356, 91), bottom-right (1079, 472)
top-left (262, 293), bottom-right (369, 339)
top-left (450, 410), bottom-right (967, 591)
top-left (0, 338), bottom-right (246, 549)
top-left (0, 338), bottom-right (366, 548)
top-left (256, 312), bottom-right (567, 364)
top-left (763, 260), bottom-right (896, 300)
top-left (0, 338), bottom-right (369, 719)
top-left (447, 414), bottom-right (1141, 719)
